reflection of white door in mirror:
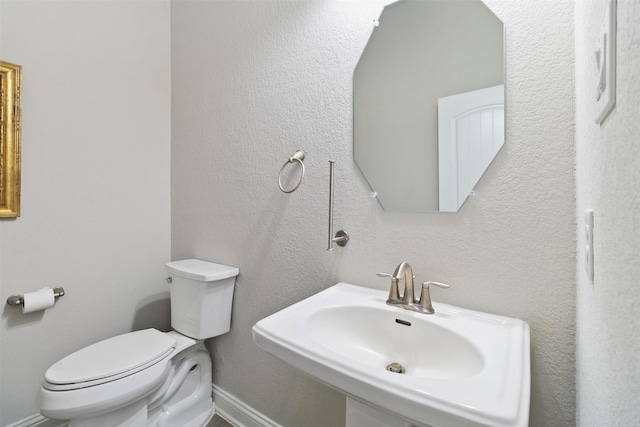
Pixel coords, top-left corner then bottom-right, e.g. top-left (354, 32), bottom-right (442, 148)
top-left (438, 85), bottom-right (504, 212)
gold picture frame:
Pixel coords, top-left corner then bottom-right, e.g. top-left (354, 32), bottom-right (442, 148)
top-left (0, 60), bottom-right (22, 217)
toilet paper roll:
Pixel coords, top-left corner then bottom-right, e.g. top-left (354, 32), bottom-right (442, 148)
top-left (22, 287), bottom-right (55, 314)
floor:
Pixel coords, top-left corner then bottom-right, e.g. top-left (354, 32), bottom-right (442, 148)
top-left (207, 414), bottom-right (235, 427)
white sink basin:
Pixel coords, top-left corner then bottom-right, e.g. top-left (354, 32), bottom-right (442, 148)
top-left (252, 283), bottom-right (530, 427)
top-left (305, 305), bottom-right (484, 381)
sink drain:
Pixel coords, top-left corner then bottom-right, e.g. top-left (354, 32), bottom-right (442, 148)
top-left (386, 362), bottom-right (405, 374)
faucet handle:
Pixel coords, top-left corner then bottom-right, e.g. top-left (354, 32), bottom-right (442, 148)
top-left (377, 272), bottom-right (402, 305)
top-left (417, 281), bottom-right (450, 314)
top-left (423, 281), bottom-right (450, 290)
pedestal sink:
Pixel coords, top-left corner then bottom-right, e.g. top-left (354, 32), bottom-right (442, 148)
top-left (252, 283), bottom-right (530, 427)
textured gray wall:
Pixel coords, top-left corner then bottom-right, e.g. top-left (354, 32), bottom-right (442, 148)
top-left (171, 1), bottom-right (576, 426)
top-left (575, 0), bottom-right (640, 425)
top-left (0, 1), bottom-right (171, 424)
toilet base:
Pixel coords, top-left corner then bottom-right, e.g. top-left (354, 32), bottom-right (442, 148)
top-left (68, 399), bottom-right (148, 427)
top-left (68, 402), bottom-right (214, 427)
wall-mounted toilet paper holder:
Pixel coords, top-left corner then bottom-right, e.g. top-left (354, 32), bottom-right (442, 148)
top-left (6, 286), bottom-right (65, 307)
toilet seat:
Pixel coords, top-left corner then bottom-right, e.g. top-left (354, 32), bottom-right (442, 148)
top-left (43, 329), bottom-right (176, 391)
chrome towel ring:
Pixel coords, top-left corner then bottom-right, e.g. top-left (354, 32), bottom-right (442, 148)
top-left (278, 150), bottom-right (306, 193)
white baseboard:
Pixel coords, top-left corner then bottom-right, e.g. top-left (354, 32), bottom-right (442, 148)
top-left (212, 384), bottom-right (282, 427)
top-left (5, 414), bottom-right (63, 427)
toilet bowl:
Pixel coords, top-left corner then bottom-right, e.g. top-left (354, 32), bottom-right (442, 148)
top-left (37, 259), bottom-right (239, 427)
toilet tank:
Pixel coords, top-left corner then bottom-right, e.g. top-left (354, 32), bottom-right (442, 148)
top-left (165, 259), bottom-right (239, 340)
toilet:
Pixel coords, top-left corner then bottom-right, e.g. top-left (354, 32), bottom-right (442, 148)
top-left (37, 259), bottom-right (239, 427)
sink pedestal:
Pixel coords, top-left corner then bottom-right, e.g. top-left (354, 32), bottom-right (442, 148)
top-left (347, 398), bottom-right (428, 427)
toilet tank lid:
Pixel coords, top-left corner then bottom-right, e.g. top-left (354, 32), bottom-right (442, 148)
top-left (166, 259), bottom-right (239, 282)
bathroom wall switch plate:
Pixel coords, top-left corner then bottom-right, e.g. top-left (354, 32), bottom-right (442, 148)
top-left (585, 209), bottom-right (594, 282)
top-left (594, 0), bottom-right (616, 124)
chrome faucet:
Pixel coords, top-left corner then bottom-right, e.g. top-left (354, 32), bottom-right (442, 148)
top-left (377, 262), bottom-right (450, 314)
top-left (394, 261), bottom-right (416, 306)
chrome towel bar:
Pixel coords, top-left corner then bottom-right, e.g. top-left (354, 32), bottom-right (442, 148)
top-left (328, 160), bottom-right (349, 250)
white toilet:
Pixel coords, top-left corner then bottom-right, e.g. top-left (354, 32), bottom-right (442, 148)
top-left (37, 259), bottom-right (239, 427)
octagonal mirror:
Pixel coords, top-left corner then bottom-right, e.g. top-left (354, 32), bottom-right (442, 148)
top-left (354, 0), bottom-right (504, 212)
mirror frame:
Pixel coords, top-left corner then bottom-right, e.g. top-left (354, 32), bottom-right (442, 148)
top-left (0, 60), bottom-right (22, 218)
